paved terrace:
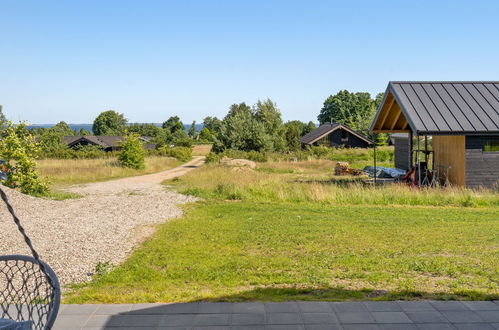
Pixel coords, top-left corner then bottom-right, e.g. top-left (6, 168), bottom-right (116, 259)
top-left (53, 301), bottom-right (499, 329)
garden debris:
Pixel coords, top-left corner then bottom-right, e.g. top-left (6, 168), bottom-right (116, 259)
top-left (363, 166), bottom-right (406, 179)
top-left (334, 162), bottom-right (364, 176)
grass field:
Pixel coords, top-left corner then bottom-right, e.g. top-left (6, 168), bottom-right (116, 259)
top-left (37, 156), bottom-right (181, 186)
top-left (192, 144), bottom-right (212, 156)
top-left (65, 160), bottom-right (499, 303)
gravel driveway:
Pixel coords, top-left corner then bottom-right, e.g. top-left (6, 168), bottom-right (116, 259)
top-left (0, 156), bottom-right (204, 285)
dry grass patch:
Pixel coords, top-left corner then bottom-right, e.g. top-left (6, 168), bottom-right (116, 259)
top-left (192, 144), bottom-right (212, 156)
top-left (38, 156), bottom-right (181, 186)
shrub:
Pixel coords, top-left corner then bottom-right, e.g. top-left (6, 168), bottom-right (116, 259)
top-left (118, 133), bottom-right (146, 169)
top-left (0, 122), bottom-right (49, 195)
top-left (158, 146), bottom-right (192, 162)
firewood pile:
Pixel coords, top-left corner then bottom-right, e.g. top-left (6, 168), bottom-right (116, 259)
top-left (334, 162), bottom-right (364, 176)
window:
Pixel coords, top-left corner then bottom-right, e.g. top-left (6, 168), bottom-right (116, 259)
top-left (341, 130), bottom-right (348, 142)
top-left (484, 141), bottom-right (499, 152)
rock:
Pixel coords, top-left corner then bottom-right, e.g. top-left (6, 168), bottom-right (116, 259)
top-left (224, 159), bottom-right (257, 169)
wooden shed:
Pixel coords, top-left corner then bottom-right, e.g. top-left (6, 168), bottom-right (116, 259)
top-left (371, 81), bottom-right (499, 188)
top-left (299, 123), bottom-right (373, 148)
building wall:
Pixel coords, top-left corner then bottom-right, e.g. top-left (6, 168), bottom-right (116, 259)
top-left (393, 137), bottom-right (410, 170)
top-left (465, 136), bottom-right (499, 189)
top-left (433, 135), bottom-right (465, 186)
top-left (327, 129), bottom-right (371, 148)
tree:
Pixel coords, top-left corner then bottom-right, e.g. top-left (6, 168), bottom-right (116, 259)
top-left (369, 92), bottom-right (388, 146)
top-left (254, 99), bottom-right (286, 151)
top-left (50, 121), bottom-right (74, 135)
top-left (202, 116), bottom-right (222, 132)
top-left (188, 121), bottom-right (197, 139)
top-left (162, 116), bottom-right (184, 134)
top-left (118, 133), bottom-right (145, 169)
top-left (214, 102), bottom-right (271, 152)
top-left (128, 123), bottom-right (163, 137)
top-left (303, 121), bottom-right (317, 135)
top-left (0, 105), bottom-right (6, 124)
top-left (171, 129), bottom-right (192, 147)
top-left (198, 127), bottom-right (215, 142)
top-left (93, 110), bottom-right (127, 135)
top-left (0, 122), bottom-right (49, 195)
top-left (318, 90), bottom-right (375, 134)
top-left (283, 121), bottom-right (306, 151)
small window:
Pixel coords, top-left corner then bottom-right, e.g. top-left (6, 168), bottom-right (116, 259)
top-left (484, 141), bottom-right (499, 152)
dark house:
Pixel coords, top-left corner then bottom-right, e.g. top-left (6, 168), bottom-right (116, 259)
top-left (63, 136), bottom-right (156, 152)
top-left (299, 123), bottom-right (373, 148)
top-left (371, 81), bottom-right (499, 188)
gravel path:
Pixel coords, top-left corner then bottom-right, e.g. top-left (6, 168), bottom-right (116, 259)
top-left (0, 156), bottom-right (204, 286)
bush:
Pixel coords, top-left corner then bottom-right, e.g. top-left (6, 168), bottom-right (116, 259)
top-left (0, 122), bottom-right (49, 195)
top-left (43, 145), bottom-right (111, 159)
top-left (118, 134), bottom-right (146, 169)
top-left (157, 146), bottom-right (192, 162)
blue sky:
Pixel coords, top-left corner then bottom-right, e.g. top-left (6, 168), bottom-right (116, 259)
top-left (1, 1), bottom-right (499, 124)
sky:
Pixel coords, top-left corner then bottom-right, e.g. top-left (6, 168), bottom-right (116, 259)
top-left (1, 0), bottom-right (499, 124)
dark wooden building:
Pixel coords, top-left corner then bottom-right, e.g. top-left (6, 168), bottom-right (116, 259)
top-left (299, 123), bottom-right (373, 148)
top-left (371, 81), bottom-right (499, 188)
top-left (63, 136), bottom-right (156, 152)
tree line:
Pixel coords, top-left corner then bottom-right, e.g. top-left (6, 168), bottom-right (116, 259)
top-left (2, 88), bottom-right (387, 158)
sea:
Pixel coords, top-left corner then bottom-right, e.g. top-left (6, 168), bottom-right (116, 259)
top-left (27, 123), bottom-right (203, 134)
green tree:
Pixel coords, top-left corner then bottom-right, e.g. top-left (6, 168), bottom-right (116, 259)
top-left (369, 92), bottom-right (388, 146)
top-left (78, 128), bottom-right (92, 135)
top-left (215, 102), bottom-right (271, 152)
top-left (0, 122), bottom-right (49, 195)
top-left (162, 116), bottom-right (184, 134)
top-left (303, 121), bottom-right (317, 135)
top-left (202, 116), bottom-right (222, 132)
top-left (128, 123), bottom-right (163, 137)
top-left (188, 121), bottom-right (197, 139)
top-left (51, 121), bottom-right (74, 135)
top-left (198, 127), bottom-right (215, 142)
top-left (0, 105), bottom-right (6, 124)
top-left (318, 90), bottom-right (375, 134)
top-left (93, 110), bottom-right (127, 136)
top-left (171, 129), bottom-right (192, 147)
top-left (118, 133), bottom-right (145, 169)
top-left (283, 121), bottom-right (306, 151)
top-left (254, 99), bottom-right (286, 151)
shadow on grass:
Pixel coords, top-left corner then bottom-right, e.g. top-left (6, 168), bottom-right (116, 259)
top-left (193, 286), bottom-right (499, 302)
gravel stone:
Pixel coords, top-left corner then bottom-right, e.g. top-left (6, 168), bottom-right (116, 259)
top-left (0, 157), bottom-right (204, 286)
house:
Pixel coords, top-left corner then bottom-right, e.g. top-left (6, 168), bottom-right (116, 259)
top-left (299, 123), bottom-right (373, 148)
top-left (371, 81), bottom-right (499, 188)
top-left (63, 136), bottom-right (156, 151)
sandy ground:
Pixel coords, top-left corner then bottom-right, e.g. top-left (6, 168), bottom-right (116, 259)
top-left (0, 156), bottom-right (204, 285)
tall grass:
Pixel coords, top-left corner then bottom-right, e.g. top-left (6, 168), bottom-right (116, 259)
top-left (168, 161), bottom-right (499, 208)
top-left (206, 146), bottom-right (395, 169)
top-left (38, 156), bottom-right (181, 186)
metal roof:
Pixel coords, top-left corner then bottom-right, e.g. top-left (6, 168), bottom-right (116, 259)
top-left (299, 123), bottom-right (373, 145)
top-left (371, 81), bottom-right (499, 135)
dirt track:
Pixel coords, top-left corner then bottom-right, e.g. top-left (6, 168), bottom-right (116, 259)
top-left (0, 157), bottom-right (204, 285)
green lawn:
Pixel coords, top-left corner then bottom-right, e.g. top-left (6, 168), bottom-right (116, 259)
top-left (66, 161), bottom-right (499, 303)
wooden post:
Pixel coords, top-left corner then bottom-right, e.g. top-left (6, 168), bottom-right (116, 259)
top-left (424, 135), bottom-right (428, 165)
top-left (408, 129), bottom-right (413, 168)
top-left (373, 144), bottom-right (377, 187)
top-left (417, 135), bottom-right (421, 187)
